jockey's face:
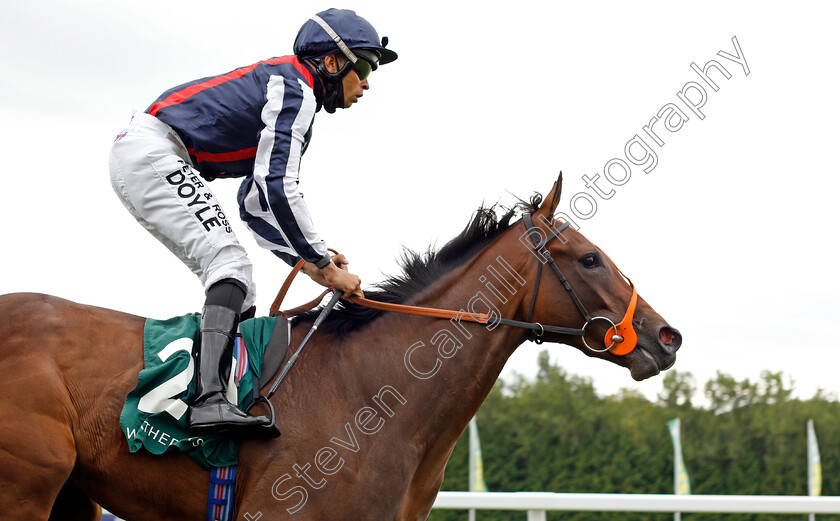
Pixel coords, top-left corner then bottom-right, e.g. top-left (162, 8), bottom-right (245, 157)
top-left (324, 54), bottom-right (370, 109)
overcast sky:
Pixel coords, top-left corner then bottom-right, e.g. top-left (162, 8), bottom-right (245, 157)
top-left (1, 1), bottom-right (838, 404)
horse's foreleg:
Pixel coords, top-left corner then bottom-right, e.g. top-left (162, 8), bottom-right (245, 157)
top-left (0, 357), bottom-right (78, 520)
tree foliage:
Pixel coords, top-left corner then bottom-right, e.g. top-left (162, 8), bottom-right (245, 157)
top-left (429, 352), bottom-right (840, 521)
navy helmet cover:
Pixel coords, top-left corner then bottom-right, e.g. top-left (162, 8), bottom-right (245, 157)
top-left (293, 8), bottom-right (398, 66)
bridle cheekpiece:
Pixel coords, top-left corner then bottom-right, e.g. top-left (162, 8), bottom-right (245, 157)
top-left (521, 213), bottom-right (638, 355)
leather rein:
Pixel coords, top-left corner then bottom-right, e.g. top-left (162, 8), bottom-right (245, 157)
top-left (269, 214), bottom-right (638, 355)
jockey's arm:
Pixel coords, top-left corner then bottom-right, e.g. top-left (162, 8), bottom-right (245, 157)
top-left (245, 76), bottom-right (362, 298)
top-left (301, 255), bottom-right (363, 298)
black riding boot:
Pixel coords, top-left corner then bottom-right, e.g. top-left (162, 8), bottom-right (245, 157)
top-left (186, 305), bottom-right (270, 435)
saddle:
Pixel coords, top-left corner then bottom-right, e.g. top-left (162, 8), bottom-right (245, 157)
top-left (120, 313), bottom-right (290, 468)
top-left (241, 316), bottom-right (289, 438)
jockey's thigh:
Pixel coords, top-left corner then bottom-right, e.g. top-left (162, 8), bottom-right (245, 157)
top-left (108, 113), bottom-right (256, 311)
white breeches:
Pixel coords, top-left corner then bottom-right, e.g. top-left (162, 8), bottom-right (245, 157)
top-left (108, 112), bottom-right (256, 312)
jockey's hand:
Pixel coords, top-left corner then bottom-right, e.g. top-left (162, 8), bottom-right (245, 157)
top-left (302, 255), bottom-right (364, 299)
top-left (330, 253), bottom-right (351, 271)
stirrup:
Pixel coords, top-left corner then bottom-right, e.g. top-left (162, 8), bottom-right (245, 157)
top-left (245, 394), bottom-right (282, 438)
top-left (187, 401), bottom-right (271, 436)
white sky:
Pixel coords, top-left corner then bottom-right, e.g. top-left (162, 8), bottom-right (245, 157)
top-left (1, 1), bottom-right (838, 404)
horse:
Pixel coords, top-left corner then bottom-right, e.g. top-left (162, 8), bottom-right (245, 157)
top-left (0, 178), bottom-right (681, 520)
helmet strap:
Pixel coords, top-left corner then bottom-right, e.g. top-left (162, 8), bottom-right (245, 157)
top-left (309, 14), bottom-right (362, 68)
top-left (322, 77), bottom-right (344, 113)
top-left (314, 58), bottom-right (347, 113)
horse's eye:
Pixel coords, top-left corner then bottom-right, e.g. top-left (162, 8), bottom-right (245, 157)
top-left (581, 253), bottom-right (600, 268)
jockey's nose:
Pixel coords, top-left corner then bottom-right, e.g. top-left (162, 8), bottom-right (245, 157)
top-left (658, 326), bottom-right (682, 354)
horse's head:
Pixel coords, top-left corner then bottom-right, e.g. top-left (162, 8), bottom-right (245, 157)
top-left (511, 176), bottom-right (681, 381)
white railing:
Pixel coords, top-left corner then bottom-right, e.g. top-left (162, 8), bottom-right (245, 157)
top-left (104, 492), bottom-right (840, 521)
top-left (434, 492), bottom-right (840, 520)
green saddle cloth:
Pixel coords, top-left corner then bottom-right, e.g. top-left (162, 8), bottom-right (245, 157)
top-left (119, 313), bottom-right (276, 469)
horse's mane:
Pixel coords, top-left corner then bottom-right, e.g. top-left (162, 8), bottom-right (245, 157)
top-left (292, 193), bottom-right (543, 335)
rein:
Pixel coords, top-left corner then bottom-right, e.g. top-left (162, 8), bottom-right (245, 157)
top-left (268, 251), bottom-right (494, 325)
top-left (270, 215), bottom-right (639, 355)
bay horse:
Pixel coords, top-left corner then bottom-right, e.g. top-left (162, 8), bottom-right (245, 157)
top-left (0, 179), bottom-right (681, 520)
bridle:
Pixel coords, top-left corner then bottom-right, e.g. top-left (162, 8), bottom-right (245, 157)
top-left (520, 213), bottom-right (638, 355)
top-left (270, 214), bottom-right (639, 356)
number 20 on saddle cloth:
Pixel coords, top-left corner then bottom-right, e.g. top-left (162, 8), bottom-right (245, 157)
top-left (119, 313), bottom-right (286, 469)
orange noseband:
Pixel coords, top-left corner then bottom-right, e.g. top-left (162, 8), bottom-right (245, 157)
top-left (524, 213), bottom-right (639, 356)
top-left (603, 282), bottom-right (638, 355)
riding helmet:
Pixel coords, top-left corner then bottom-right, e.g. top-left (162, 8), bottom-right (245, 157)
top-left (293, 8), bottom-right (398, 68)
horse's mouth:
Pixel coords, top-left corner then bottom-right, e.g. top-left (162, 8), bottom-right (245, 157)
top-left (627, 345), bottom-right (675, 381)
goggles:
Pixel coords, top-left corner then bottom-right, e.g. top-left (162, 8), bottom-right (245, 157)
top-left (351, 59), bottom-right (372, 80)
top-left (310, 15), bottom-right (379, 80)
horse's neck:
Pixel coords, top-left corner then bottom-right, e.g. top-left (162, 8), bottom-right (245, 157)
top-left (374, 242), bottom-right (531, 461)
top-left (239, 241), bottom-right (533, 517)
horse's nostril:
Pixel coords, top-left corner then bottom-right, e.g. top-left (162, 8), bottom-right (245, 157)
top-left (659, 326), bottom-right (682, 351)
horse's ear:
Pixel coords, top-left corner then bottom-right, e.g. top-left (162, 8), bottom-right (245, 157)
top-left (535, 172), bottom-right (563, 218)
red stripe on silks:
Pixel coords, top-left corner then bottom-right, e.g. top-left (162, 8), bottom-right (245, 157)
top-left (187, 147), bottom-right (258, 163)
top-left (149, 56), bottom-right (312, 116)
top-left (291, 58), bottom-right (314, 88)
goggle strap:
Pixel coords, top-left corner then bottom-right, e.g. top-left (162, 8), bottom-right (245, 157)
top-left (310, 15), bottom-right (359, 65)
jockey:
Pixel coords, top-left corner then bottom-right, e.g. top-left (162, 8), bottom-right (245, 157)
top-left (109, 8), bottom-right (397, 435)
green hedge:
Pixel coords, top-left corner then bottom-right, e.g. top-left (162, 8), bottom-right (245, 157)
top-left (429, 351), bottom-right (840, 521)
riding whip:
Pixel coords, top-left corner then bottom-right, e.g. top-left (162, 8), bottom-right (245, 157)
top-left (267, 290), bottom-right (343, 398)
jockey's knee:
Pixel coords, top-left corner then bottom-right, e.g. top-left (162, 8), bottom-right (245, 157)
top-left (204, 248), bottom-right (255, 313)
